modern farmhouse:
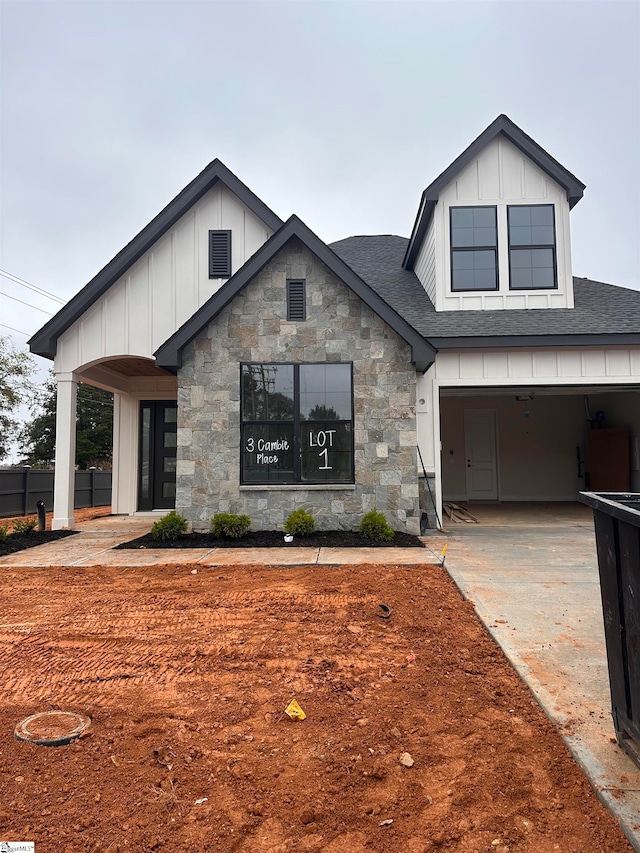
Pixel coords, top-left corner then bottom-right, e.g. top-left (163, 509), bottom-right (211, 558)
top-left (30, 116), bottom-right (640, 532)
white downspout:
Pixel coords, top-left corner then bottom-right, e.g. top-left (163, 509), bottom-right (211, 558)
top-left (432, 377), bottom-right (443, 528)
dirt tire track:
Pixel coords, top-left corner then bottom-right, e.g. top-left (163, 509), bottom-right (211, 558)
top-left (0, 561), bottom-right (633, 852)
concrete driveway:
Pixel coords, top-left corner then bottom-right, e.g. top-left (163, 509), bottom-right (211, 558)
top-left (440, 502), bottom-right (640, 851)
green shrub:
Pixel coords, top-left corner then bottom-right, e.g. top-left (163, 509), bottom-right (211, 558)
top-left (0, 521), bottom-right (9, 542)
top-left (12, 517), bottom-right (37, 536)
top-left (210, 512), bottom-right (251, 540)
top-left (151, 510), bottom-right (188, 542)
top-left (359, 510), bottom-right (394, 542)
top-left (284, 508), bottom-right (316, 537)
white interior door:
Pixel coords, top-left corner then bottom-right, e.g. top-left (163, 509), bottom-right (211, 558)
top-left (464, 409), bottom-right (498, 501)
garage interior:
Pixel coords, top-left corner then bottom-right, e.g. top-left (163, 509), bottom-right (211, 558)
top-left (439, 386), bottom-right (640, 504)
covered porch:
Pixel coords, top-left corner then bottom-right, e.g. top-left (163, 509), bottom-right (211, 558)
top-left (52, 356), bottom-right (177, 529)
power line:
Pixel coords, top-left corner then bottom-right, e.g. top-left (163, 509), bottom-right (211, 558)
top-left (0, 322), bottom-right (32, 337)
top-left (77, 395), bottom-right (114, 407)
top-left (0, 269), bottom-right (67, 305)
top-left (0, 291), bottom-right (55, 315)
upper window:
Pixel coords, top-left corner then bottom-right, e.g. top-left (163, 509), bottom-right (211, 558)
top-left (241, 363), bottom-right (353, 485)
top-left (209, 230), bottom-right (232, 278)
top-left (450, 206), bottom-right (498, 292)
top-left (508, 205), bottom-right (556, 290)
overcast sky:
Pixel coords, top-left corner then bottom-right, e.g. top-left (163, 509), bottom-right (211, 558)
top-left (1, 0), bottom-right (639, 365)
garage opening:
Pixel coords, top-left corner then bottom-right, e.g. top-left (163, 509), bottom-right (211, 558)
top-left (439, 385), bottom-right (640, 504)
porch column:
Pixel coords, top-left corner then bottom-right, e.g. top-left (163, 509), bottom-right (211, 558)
top-left (111, 393), bottom-right (138, 515)
top-left (52, 373), bottom-right (77, 530)
top-left (417, 366), bottom-right (443, 529)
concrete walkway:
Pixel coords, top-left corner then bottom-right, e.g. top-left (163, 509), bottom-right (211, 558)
top-left (0, 515), bottom-right (444, 567)
top-left (1, 506), bottom-right (639, 849)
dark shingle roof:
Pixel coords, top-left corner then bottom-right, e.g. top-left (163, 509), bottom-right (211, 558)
top-left (330, 235), bottom-right (640, 346)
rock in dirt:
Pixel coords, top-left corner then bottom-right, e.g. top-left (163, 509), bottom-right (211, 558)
top-left (369, 760), bottom-right (387, 780)
top-left (399, 752), bottom-right (414, 768)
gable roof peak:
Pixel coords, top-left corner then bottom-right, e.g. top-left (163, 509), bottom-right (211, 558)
top-left (155, 213), bottom-right (435, 373)
top-left (29, 157), bottom-right (284, 359)
top-left (403, 115), bottom-right (586, 270)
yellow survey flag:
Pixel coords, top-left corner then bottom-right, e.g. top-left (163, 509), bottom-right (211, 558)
top-left (284, 699), bottom-right (306, 720)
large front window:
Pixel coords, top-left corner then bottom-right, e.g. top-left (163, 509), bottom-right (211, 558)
top-left (450, 206), bottom-right (498, 292)
top-left (508, 204), bottom-right (556, 289)
top-left (241, 363), bottom-right (354, 484)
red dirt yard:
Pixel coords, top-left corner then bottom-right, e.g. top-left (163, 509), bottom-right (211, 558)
top-left (0, 556), bottom-right (632, 852)
top-left (1, 506), bottom-right (112, 533)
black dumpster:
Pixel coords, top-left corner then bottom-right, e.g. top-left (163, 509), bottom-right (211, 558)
top-left (580, 491), bottom-right (640, 768)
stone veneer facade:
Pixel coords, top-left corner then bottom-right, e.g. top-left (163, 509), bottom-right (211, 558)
top-left (176, 238), bottom-right (420, 533)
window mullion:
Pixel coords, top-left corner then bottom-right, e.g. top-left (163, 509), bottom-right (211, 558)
top-left (293, 364), bottom-right (301, 482)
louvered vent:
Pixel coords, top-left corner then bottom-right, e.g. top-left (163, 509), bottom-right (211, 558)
top-left (287, 279), bottom-right (306, 321)
top-left (209, 230), bottom-right (232, 278)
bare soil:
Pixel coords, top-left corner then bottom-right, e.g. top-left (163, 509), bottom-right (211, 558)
top-left (1, 507), bottom-right (112, 532)
top-left (0, 558), bottom-right (632, 852)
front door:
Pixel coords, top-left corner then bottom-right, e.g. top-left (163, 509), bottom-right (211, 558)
top-left (138, 401), bottom-right (177, 511)
top-left (464, 408), bottom-right (498, 501)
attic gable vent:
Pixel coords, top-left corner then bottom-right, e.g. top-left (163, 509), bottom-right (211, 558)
top-left (287, 279), bottom-right (306, 321)
top-left (209, 230), bottom-right (232, 278)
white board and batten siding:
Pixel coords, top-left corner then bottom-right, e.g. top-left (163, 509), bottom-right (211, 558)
top-left (434, 348), bottom-right (640, 386)
top-left (414, 136), bottom-right (574, 313)
top-left (414, 213), bottom-right (436, 305)
top-left (55, 184), bottom-right (273, 375)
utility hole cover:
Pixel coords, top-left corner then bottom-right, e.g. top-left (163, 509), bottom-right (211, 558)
top-left (14, 711), bottom-right (92, 746)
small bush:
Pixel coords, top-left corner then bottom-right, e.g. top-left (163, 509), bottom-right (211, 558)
top-left (284, 508), bottom-right (316, 537)
top-left (12, 517), bottom-right (37, 536)
top-left (0, 522), bottom-right (9, 542)
top-left (210, 512), bottom-right (251, 540)
top-left (151, 510), bottom-right (188, 542)
top-left (359, 510), bottom-right (394, 542)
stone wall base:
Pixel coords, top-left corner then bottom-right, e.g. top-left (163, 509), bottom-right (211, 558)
top-left (181, 482), bottom-right (421, 536)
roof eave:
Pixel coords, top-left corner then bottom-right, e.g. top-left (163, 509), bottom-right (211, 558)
top-left (429, 333), bottom-right (640, 349)
top-left (29, 160), bottom-right (284, 359)
top-left (403, 115), bottom-right (586, 271)
top-left (402, 197), bottom-right (437, 270)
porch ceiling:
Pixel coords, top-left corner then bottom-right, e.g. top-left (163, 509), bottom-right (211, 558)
top-left (95, 358), bottom-right (172, 378)
top-left (77, 358), bottom-right (177, 395)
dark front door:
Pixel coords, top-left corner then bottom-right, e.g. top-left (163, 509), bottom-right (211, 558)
top-left (138, 401), bottom-right (177, 511)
